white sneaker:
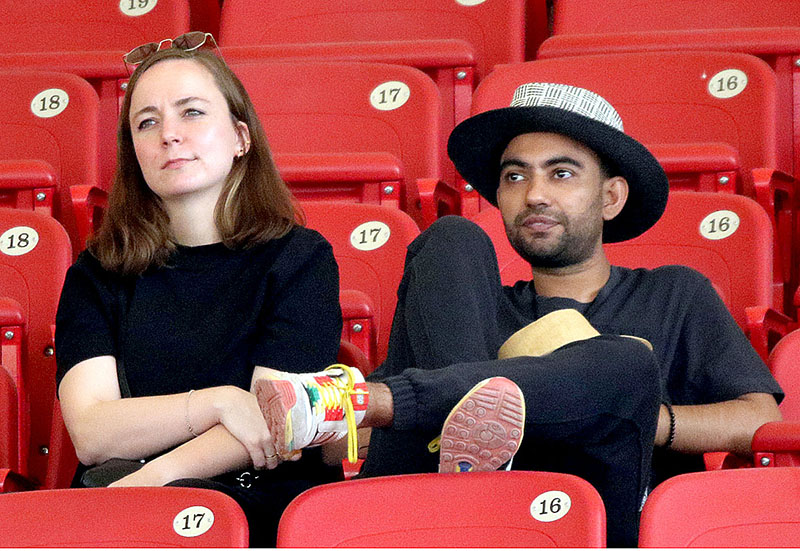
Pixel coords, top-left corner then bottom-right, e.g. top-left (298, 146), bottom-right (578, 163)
top-left (254, 364), bottom-right (368, 463)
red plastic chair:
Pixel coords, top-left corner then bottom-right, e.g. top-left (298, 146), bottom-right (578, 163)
top-left (0, 1), bottom-right (191, 188)
top-left (472, 192), bottom-right (794, 361)
top-left (0, 209), bottom-right (71, 491)
top-left (539, 2), bottom-right (800, 309)
top-left (220, 0), bottom-right (535, 194)
top-left (0, 486), bottom-right (248, 547)
top-left (471, 51), bottom-right (795, 311)
top-left (277, 471), bottom-right (606, 547)
top-left (639, 467), bottom-right (800, 547)
top-left (303, 202), bottom-right (420, 371)
top-left (0, 70), bottom-right (106, 255)
top-left (231, 60), bottom-right (446, 228)
top-left (751, 328), bottom-right (800, 468)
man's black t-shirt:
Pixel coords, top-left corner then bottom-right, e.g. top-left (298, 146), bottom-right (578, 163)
top-left (55, 226), bottom-right (342, 398)
top-left (502, 265), bottom-right (783, 482)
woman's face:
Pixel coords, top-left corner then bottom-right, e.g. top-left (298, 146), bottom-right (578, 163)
top-left (128, 58), bottom-right (249, 205)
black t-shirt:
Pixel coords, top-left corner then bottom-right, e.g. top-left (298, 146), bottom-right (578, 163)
top-left (55, 226), bottom-right (342, 397)
top-left (501, 265), bottom-right (783, 481)
top-left (501, 265), bottom-right (781, 407)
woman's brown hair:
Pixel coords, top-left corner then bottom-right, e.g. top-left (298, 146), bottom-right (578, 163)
top-left (89, 47), bottom-right (301, 275)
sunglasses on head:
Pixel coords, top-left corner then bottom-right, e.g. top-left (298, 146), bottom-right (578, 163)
top-left (122, 31), bottom-right (220, 70)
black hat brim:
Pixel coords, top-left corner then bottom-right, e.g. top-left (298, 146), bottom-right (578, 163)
top-left (447, 106), bottom-right (669, 243)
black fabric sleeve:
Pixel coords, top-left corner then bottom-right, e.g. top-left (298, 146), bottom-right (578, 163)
top-left (54, 254), bottom-right (118, 391)
top-left (250, 230), bottom-right (342, 374)
top-left (672, 274), bottom-right (783, 405)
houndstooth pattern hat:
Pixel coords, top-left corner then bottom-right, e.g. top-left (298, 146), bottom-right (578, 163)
top-left (447, 82), bottom-right (668, 243)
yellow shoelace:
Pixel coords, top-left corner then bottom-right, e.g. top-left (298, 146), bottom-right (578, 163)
top-left (310, 364), bottom-right (368, 464)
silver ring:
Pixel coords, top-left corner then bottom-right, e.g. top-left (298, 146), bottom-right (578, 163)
top-left (267, 454), bottom-right (279, 459)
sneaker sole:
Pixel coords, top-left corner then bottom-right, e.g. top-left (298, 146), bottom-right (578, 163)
top-left (438, 377), bottom-right (525, 473)
top-left (255, 378), bottom-right (298, 458)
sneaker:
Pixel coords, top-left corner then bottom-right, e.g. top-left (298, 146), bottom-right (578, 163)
top-left (254, 364), bottom-right (369, 463)
top-left (437, 377), bottom-right (525, 473)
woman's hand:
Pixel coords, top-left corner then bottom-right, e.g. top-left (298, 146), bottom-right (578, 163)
top-left (209, 386), bottom-right (282, 470)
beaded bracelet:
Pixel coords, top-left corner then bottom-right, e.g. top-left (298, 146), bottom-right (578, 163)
top-left (663, 402), bottom-right (676, 449)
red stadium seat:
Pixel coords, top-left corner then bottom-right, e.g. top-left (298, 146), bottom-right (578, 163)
top-left (551, 0), bottom-right (800, 36)
top-left (639, 467), bottom-right (800, 547)
top-left (539, 3), bottom-right (800, 309)
top-left (472, 192), bottom-right (794, 361)
top-left (230, 60), bottom-right (444, 227)
top-left (220, 0), bottom-right (533, 192)
top-left (0, 1), bottom-right (192, 188)
top-left (0, 486), bottom-right (248, 547)
top-left (0, 209), bottom-right (71, 490)
top-left (303, 202), bottom-right (420, 371)
top-left (471, 52), bottom-right (796, 311)
top-left (0, 70), bottom-right (106, 255)
top-left (277, 471), bottom-right (606, 547)
top-left (751, 328), bottom-right (800, 468)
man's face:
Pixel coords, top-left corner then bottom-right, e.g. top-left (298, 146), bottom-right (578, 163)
top-left (497, 132), bottom-right (615, 269)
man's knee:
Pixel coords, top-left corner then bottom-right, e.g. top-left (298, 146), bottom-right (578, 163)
top-left (409, 215), bottom-right (495, 260)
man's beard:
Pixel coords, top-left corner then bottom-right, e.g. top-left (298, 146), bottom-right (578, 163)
top-left (504, 206), bottom-right (602, 269)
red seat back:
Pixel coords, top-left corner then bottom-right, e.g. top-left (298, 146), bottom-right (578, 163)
top-left (0, 70), bottom-right (100, 254)
top-left (220, 0), bottom-right (526, 82)
top-left (472, 192), bottom-right (773, 331)
top-left (0, 486), bottom-right (248, 546)
top-left (474, 52), bottom-right (782, 188)
top-left (639, 467), bottom-right (800, 547)
top-left (0, 209), bottom-right (71, 486)
top-left (232, 60), bottom-right (440, 226)
top-left (278, 471), bottom-right (606, 547)
top-left (0, 1), bottom-right (190, 54)
top-left (769, 329), bottom-right (800, 420)
top-left (552, 0), bottom-right (800, 35)
top-left (303, 202), bottom-right (419, 369)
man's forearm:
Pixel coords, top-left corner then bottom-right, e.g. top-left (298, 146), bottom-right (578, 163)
top-left (655, 392), bottom-right (782, 455)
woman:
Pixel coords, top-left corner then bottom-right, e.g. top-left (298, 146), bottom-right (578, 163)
top-left (54, 43), bottom-right (343, 545)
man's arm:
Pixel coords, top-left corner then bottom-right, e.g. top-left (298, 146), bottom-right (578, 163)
top-left (654, 392), bottom-right (782, 456)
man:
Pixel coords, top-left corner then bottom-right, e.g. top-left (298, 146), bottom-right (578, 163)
top-left (256, 83), bottom-right (782, 546)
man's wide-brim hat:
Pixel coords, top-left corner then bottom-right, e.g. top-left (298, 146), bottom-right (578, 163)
top-left (447, 83), bottom-right (669, 243)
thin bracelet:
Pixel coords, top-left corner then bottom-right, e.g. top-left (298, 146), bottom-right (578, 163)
top-left (186, 389), bottom-right (200, 437)
top-left (663, 402), bottom-right (676, 449)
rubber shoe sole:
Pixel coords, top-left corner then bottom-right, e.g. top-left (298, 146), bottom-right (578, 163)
top-left (255, 378), bottom-right (301, 460)
top-left (438, 377), bottom-right (526, 473)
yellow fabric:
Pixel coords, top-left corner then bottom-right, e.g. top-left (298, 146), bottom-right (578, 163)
top-left (321, 364), bottom-right (369, 464)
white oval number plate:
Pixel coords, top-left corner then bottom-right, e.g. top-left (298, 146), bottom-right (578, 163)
top-left (370, 81), bottom-right (410, 111)
top-left (30, 89), bottom-right (69, 118)
top-left (707, 69), bottom-right (748, 99)
top-left (173, 505), bottom-right (214, 538)
top-left (530, 490), bottom-right (572, 522)
top-left (120, 0), bottom-right (158, 16)
top-left (456, 0), bottom-right (487, 5)
top-left (0, 227), bottom-right (39, 256)
top-left (350, 221), bottom-right (391, 251)
top-left (699, 210), bottom-right (740, 240)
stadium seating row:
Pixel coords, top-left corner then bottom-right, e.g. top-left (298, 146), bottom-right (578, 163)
top-left (4, 466), bottom-right (800, 546)
top-left (2, 1), bottom-right (800, 547)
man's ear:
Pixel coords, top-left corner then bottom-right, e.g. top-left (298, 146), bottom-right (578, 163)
top-left (602, 176), bottom-right (629, 222)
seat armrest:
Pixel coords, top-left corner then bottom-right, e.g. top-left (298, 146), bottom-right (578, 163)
top-left (538, 28), bottom-right (800, 58)
top-left (69, 185), bottom-right (108, 251)
top-left (340, 290), bottom-right (377, 370)
top-left (0, 160), bottom-right (57, 216)
top-left (0, 468), bottom-right (36, 493)
top-left (745, 306), bottom-right (797, 362)
top-left (752, 422), bottom-right (800, 468)
top-left (223, 39), bottom-right (477, 71)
